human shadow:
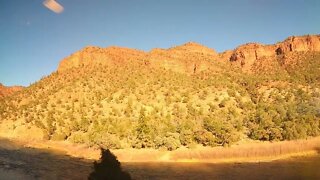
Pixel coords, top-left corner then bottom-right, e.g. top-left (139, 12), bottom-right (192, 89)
top-left (88, 148), bottom-right (131, 180)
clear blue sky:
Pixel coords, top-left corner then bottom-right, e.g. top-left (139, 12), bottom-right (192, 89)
top-left (0, 0), bottom-right (319, 86)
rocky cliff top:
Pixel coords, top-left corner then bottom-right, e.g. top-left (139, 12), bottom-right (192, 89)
top-left (57, 34), bottom-right (320, 73)
top-left (0, 84), bottom-right (24, 98)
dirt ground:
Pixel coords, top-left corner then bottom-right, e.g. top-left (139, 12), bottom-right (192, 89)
top-left (0, 138), bottom-right (320, 180)
top-left (0, 138), bottom-right (91, 180)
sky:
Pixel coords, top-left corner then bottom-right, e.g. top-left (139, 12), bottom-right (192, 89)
top-left (0, 0), bottom-right (319, 86)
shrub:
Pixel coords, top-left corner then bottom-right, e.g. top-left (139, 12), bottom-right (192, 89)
top-left (51, 132), bottom-right (67, 141)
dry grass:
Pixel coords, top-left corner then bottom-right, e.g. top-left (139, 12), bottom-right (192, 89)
top-left (170, 137), bottom-right (320, 163)
top-left (113, 137), bottom-right (320, 163)
top-left (1, 136), bottom-right (319, 163)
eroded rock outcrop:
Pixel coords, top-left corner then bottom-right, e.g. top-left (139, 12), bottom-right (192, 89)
top-left (58, 46), bottom-right (147, 72)
top-left (0, 83), bottom-right (24, 98)
top-left (147, 42), bottom-right (219, 73)
top-left (228, 43), bottom-right (276, 70)
top-left (57, 34), bottom-right (320, 74)
top-left (276, 35), bottom-right (320, 55)
top-left (224, 34), bottom-right (320, 71)
top-left (58, 42), bottom-right (219, 74)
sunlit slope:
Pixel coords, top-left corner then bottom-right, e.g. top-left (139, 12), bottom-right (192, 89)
top-left (1, 43), bottom-right (319, 150)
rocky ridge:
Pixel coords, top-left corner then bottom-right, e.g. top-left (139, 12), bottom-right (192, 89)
top-left (1, 35), bottom-right (320, 150)
top-left (0, 84), bottom-right (23, 98)
top-left (57, 34), bottom-right (320, 73)
top-left (230, 35), bottom-right (320, 70)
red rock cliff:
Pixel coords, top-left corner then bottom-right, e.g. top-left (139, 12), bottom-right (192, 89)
top-left (58, 46), bottom-right (147, 72)
top-left (224, 34), bottom-right (320, 70)
top-left (57, 34), bottom-right (320, 73)
top-left (0, 83), bottom-right (24, 98)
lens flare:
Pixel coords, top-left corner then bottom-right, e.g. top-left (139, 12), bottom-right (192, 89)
top-left (43, 0), bottom-right (64, 14)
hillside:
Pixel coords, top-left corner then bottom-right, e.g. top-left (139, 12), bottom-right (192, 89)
top-left (0, 84), bottom-right (23, 98)
top-left (0, 34), bottom-right (319, 150)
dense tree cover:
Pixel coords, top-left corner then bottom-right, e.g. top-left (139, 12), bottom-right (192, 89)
top-left (0, 52), bottom-right (320, 150)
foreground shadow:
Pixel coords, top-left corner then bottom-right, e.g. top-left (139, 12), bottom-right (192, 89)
top-left (0, 138), bottom-right (319, 180)
top-left (88, 148), bottom-right (131, 180)
top-left (0, 139), bottom-right (131, 180)
top-left (0, 138), bottom-right (92, 180)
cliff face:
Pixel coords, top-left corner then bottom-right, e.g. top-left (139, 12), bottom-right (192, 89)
top-left (226, 35), bottom-right (320, 71)
top-left (58, 42), bottom-right (219, 74)
top-left (57, 35), bottom-right (320, 73)
top-left (228, 43), bottom-right (276, 70)
top-left (58, 46), bottom-right (147, 72)
top-left (147, 42), bottom-right (218, 73)
top-left (0, 83), bottom-right (24, 98)
top-left (276, 35), bottom-right (320, 54)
